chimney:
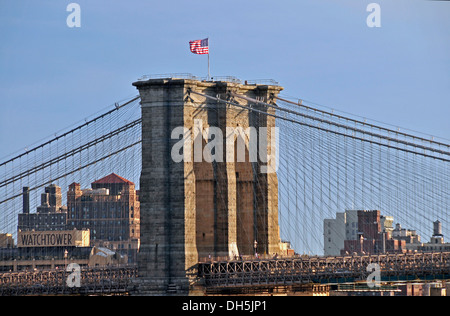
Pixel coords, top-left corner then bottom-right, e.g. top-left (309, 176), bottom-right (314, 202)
top-left (22, 187), bottom-right (30, 214)
top-left (45, 184), bottom-right (62, 208)
top-left (41, 193), bottom-right (49, 206)
top-left (433, 220), bottom-right (443, 237)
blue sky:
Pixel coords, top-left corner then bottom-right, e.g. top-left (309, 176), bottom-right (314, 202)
top-left (0, 0), bottom-right (449, 159)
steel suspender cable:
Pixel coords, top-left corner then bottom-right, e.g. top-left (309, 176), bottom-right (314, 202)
top-left (231, 92), bottom-right (450, 157)
top-left (0, 140), bottom-right (141, 205)
top-left (188, 90), bottom-right (450, 162)
top-left (0, 96), bottom-right (140, 167)
top-left (275, 95), bottom-right (450, 149)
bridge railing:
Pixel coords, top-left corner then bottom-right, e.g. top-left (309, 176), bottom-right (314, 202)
top-left (198, 253), bottom-right (300, 263)
top-left (198, 252), bottom-right (450, 288)
top-left (0, 265), bottom-right (138, 296)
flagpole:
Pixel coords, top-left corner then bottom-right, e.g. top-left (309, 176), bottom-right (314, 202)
top-left (189, 37), bottom-right (210, 80)
top-left (207, 37), bottom-right (210, 81)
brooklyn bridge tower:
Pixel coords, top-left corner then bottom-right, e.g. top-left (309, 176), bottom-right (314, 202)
top-left (133, 77), bottom-right (283, 294)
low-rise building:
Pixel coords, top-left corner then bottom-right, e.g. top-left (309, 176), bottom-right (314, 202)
top-left (419, 220), bottom-right (450, 252)
top-left (392, 223), bottom-right (421, 252)
top-left (323, 210), bottom-right (358, 256)
top-left (0, 233), bottom-right (14, 248)
top-left (341, 210), bottom-right (410, 255)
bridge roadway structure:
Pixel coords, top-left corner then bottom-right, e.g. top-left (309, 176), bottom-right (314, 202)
top-left (0, 252), bottom-right (449, 295)
top-left (197, 252), bottom-right (450, 294)
top-left (0, 265), bottom-right (138, 296)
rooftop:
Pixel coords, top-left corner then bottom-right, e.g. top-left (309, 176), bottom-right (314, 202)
top-left (92, 173), bottom-right (134, 186)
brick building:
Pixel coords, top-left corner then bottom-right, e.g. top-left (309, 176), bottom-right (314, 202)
top-left (342, 210), bottom-right (406, 255)
top-left (18, 184), bottom-right (68, 232)
top-left (358, 210), bottom-right (381, 240)
top-left (0, 233), bottom-right (14, 248)
top-left (67, 173), bottom-right (140, 262)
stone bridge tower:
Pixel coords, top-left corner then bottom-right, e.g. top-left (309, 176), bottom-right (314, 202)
top-left (133, 77), bottom-right (283, 294)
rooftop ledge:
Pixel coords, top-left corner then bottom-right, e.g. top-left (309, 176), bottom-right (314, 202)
top-left (134, 73), bottom-right (280, 87)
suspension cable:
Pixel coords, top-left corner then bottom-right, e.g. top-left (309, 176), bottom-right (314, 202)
top-left (275, 95), bottom-right (450, 149)
top-left (231, 92), bottom-right (450, 157)
top-left (0, 96), bottom-right (140, 168)
top-left (188, 90), bottom-right (450, 163)
top-left (0, 140), bottom-right (142, 205)
top-left (0, 119), bottom-right (142, 188)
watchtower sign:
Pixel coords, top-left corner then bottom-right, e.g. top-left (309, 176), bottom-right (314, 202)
top-left (18, 230), bottom-right (90, 248)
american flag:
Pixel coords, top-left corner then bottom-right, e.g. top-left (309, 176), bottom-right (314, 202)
top-left (189, 38), bottom-right (209, 55)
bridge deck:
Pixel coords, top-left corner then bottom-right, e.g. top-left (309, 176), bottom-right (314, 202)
top-left (0, 266), bottom-right (137, 296)
top-left (198, 252), bottom-right (450, 289)
top-left (0, 253), bottom-right (449, 295)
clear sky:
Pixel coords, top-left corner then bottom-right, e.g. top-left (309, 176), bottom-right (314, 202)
top-left (0, 0), bottom-right (449, 159)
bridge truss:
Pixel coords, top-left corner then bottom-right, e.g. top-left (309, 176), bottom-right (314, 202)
top-left (198, 252), bottom-right (450, 293)
top-left (0, 266), bottom-right (137, 296)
